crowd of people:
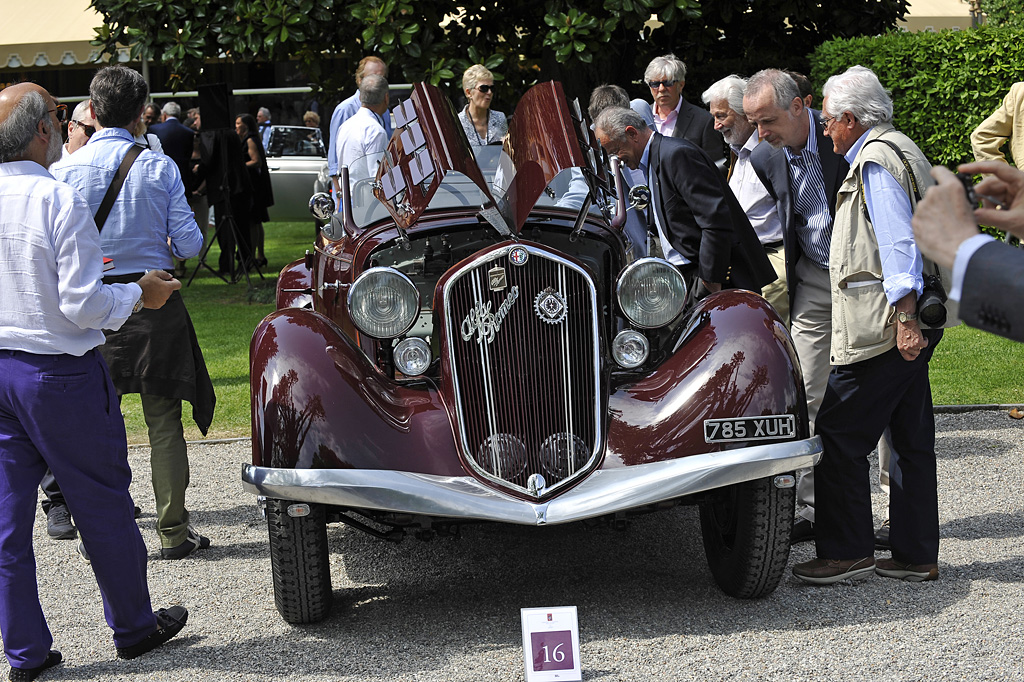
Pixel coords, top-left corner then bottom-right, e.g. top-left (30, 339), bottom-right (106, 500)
top-left (2, 49), bottom-right (1023, 680)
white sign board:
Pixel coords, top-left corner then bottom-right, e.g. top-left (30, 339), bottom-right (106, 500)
top-left (520, 606), bottom-right (582, 682)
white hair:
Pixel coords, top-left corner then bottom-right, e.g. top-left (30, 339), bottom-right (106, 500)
top-left (822, 65), bottom-right (893, 127)
top-left (644, 54), bottom-right (686, 84)
top-left (0, 90), bottom-right (50, 162)
top-left (701, 76), bottom-right (747, 115)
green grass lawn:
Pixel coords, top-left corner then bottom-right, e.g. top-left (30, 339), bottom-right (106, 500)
top-left (120, 221), bottom-right (1024, 444)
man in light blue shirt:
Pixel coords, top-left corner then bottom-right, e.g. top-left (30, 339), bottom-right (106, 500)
top-left (51, 65), bottom-right (215, 562)
top-left (328, 56), bottom-right (391, 197)
top-left (257, 107), bottom-right (272, 150)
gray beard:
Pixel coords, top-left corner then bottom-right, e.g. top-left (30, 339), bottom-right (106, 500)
top-left (44, 125), bottom-right (63, 168)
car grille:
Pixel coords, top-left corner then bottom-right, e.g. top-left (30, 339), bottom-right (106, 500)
top-left (442, 243), bottom-right (602, 498)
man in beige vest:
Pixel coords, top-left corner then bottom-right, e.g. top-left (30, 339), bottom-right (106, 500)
top-left (792, 66), bottom-right (943, 586)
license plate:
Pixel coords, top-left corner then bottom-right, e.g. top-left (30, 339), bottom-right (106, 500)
top-left (704, 414), bottom-right (796, 443)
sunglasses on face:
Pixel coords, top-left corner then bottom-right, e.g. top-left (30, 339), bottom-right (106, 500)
top-left (49, 104), bottom-right (67, 123)
top-left (647, 79), bottom-right (678, 89)
top-left (476, 84), bottom-right (494, 94)
top-left (72, 119), bottom-right (96, 137)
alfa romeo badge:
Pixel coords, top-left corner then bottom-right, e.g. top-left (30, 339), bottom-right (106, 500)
top-left (508, 246), bottom-right (529, 266)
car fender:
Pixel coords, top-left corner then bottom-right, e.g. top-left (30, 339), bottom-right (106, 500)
top-left (250, 308), bottom-right (463, 475)
top-left (605, 289), bottom-right (806, 467)
top-left (277, 257), bottom-right (313, 310)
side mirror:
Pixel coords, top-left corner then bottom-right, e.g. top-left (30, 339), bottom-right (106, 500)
top-left (308, 192), bottom-right (334, 222)
top-left (628, 184), bottom-right (651, 212)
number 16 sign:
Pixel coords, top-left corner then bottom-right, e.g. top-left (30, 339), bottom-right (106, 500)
top-left (520, 606), bottom-right (582, 682)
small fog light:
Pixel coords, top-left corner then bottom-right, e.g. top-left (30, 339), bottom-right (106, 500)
top-left (394, 337), bottom-right (431, 376)
top-left (612, 329), bottom-right (649, 369)
top-left (773, 474), bottom-right (796, 489)
top-left (286, 503), bottom-right (311, 518)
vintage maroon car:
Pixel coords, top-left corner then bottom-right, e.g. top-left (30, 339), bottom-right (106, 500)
top-left (243, 82), bottom-right (822, 624)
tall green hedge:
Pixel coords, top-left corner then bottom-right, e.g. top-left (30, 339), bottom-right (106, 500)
top-left (810, 27), bottom-right (1024, 167)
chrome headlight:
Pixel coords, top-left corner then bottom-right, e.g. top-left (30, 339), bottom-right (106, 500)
top-left (394, 337), bottom-right (431, 376)
top-left (612, 329), bottom-right (649, 369)
top-left (616, 258), bottom-right (687, 328)
top-left (347, 267), bottom-right (420, 338)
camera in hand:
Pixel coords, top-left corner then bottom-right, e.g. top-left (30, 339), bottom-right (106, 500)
top-left (956, 172), bottom-right (978, 207)
top-left (918, 274), bottom-right (948, 326)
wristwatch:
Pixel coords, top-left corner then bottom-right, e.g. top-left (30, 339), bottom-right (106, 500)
top-left (897, 311), bottom-right (918, 324)
top-left (132, 290), bottom-right (145, 314)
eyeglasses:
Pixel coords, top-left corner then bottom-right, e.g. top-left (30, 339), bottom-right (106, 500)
top-left (647, 79), bottom-right (678, 89)
top-left (821, 114), bottom-right (838, 129)
top-left (48, 104), bottom-right (67, 123)
top-left (476, 84), bottom-right (494, 94)
top-left (72, 119), bottom-right (95, 138)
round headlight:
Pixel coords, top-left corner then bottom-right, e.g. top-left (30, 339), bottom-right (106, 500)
top-left (612, 329), bottom-right (650, 369)
top-left (347, 267), bottom-right (420, 338)
top-left (616, 258), bottom-right (688, 328)
top-left (394, 337), bottom-right (431, 376)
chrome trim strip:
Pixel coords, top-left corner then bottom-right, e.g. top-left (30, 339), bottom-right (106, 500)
top-left (242, 436), bottom-right (822, 526)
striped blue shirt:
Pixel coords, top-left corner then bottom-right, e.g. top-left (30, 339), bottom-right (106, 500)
top-left (51, 127), bottom-right (202, 275)
top-left (784, 110), bottom-right (832, 268)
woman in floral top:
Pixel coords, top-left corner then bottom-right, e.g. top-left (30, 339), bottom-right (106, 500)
top-left (458, 64), bottom-right (508, 146)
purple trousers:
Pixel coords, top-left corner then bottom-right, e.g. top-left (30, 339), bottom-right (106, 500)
top-left (0, 349), bottom-right (157, 669)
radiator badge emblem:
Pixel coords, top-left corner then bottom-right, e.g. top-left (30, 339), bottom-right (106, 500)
top-left (461, 286), bottom-right (520, 345)
top-left (488, 266), bottom-right (507, 291)
top-left (509, 246), bottom-right (529, 266)
top-left (534, 288), bottom-right (567, 325)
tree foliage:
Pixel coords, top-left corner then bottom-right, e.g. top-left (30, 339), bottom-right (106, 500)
top-left (980, 0), bottom-right (1024, 27)
top-left (89, 0), bottom-right (908, 101)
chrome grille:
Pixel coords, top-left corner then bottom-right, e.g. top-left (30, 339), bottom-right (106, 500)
top-left (443, 244), bottom-right (601, 498)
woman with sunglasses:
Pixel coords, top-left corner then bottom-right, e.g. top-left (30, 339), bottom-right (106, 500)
top-left (458, 64), bottom-right (507, 146)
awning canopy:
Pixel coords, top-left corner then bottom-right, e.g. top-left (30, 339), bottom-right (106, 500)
top-left (899, 0), bottom-right (976, 32)
top-left (0, 0), bottom-right (125, 70)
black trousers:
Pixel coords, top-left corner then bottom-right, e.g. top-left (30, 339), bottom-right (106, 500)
top-left (814, 329), bottom-right (943, 565)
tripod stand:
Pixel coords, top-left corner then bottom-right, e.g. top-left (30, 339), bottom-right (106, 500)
top-left (186, 129), bottom-right (264, 287)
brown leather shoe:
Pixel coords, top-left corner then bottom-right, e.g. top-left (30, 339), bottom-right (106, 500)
top-left (875, 557), bottom-right (938, 582)
top-left (792, 556), bottom-right (876, 585)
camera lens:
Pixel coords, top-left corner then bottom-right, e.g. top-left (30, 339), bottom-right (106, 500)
top-left (918, 292), bottom-right (947, 326)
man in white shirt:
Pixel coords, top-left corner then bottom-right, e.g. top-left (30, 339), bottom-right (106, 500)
top-left (702, 75), bottom-right (788, 323)
top-left (0, 82), bottom-right (188, 675)
top-left (335, 74), bottom-right (390, 197)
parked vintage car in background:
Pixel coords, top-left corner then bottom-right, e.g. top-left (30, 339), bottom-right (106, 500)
top-left (265, 125), bottom-right (326, 222)
top-left (243, 82), bottom-right (823, 624)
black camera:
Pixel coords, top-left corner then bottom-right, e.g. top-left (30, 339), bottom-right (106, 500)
top-left (917, 273), bottom-right (947, 327)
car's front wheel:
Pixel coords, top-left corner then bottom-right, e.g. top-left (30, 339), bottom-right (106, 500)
top-left (698, 475), bottom-right (794, 599)
top-left (266, 498), bottom-right (332, 623)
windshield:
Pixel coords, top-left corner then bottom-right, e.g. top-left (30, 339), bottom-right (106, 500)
top-left (347, 144), bottom-right (602, 229)
top-left (268, 126), bottom-right (325, 157)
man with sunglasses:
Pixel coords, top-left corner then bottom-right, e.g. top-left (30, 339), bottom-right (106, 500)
top-left (644, 54), bottom-right (724, 167)
top-left (0, 81), bottom-right (189, 677)
top-left (62, 100), bottom-right (95, 158)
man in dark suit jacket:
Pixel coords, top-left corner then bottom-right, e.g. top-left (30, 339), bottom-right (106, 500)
top-left (594, 107), bottom-right (776, 296)
top-left (644, 54), bottom-right (724, 166)
top-left (148, 101), bottom-right (195, 189)
top-left (914, 160), bottom-right (1024, 343)
top-left (744, 69), bottom-right (855, 542)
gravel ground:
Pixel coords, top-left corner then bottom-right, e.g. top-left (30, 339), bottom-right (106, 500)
top-left (15, 409), bottom-right (1024, 681)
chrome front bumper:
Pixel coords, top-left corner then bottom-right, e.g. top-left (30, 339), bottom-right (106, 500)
top-left (242, 436), bottom-right (822, 526)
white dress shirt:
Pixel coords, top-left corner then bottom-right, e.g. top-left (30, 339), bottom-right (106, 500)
top-left (730, 131), bottom-right (783, 245)
top-left (0, 161), bottom-right (140, 356)
top-left (336, 107), bottom-right (388, 185)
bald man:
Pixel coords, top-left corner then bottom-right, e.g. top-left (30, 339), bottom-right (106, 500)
top-left (0, 82), bottom-right (188, 678)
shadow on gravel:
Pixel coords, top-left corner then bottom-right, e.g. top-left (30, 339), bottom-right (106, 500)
top-left (941, 511), bottom-right (1024, 541)
top-left (271, 505), bottom-right (974, 679)
top-left (935, 434), bottom-right (1015, 459)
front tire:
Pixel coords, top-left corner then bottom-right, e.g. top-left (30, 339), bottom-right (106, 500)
top-left (266, 498), bottom-right (332, 623)
top-left (699, 475), bottom-right (794, 599)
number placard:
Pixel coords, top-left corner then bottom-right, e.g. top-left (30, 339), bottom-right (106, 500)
top-left (521, 606), bottom-right (582, 682)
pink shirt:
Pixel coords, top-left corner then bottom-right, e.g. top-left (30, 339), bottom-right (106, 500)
top-left (653, 97), bottom-right (682, 137)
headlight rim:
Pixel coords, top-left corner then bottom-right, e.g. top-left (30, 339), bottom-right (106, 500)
top-left (615, 257), bottom-right (688, 329)
top-left (346, 266), bottom-right (420, 339)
